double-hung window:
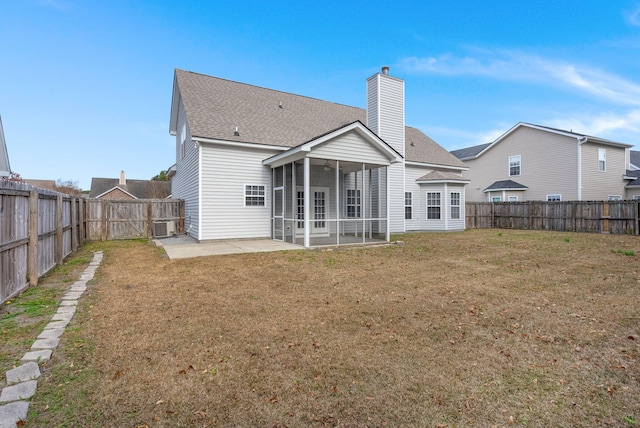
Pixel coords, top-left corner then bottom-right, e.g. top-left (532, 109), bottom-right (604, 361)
top-left (427, 192), bottom-right (441, 220)
top-left (450, 192), bottom-right (461, 219)
top-left (245, 185), bottom-right (265, 206)
top-left (346, 189), bottom-right (361, 218)
top-left (509, 155), bottom-right (521, 176)
top-left (405, 192), bottom-right (412, 220)
top-left (598, 148), bottom-right (606, 172)
top-left (546, 194), bottom-right (562, 202)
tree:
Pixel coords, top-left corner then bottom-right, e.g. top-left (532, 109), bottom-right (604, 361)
top-left (54, 179), bottom-right (83, 196)
top-left (152, 170), bottom-right (170, 181)
top-left (8, 171), bottom-right (23, 182)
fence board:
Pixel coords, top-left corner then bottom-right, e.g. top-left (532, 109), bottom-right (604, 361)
top-left (467, 200), bottom-right (638, 235)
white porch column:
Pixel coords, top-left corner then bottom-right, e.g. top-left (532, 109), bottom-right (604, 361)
top-left (303, 157), bottom-right (311, 248)
top-left (335, 160), bottom-right (340, 246)
top-left (362, 163), bottom-right (366, 244)
top-left (386, 166), bottom-right (390, 242)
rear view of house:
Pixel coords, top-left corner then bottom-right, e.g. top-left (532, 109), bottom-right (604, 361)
top-left (169, 68), bottom-right (468, 247)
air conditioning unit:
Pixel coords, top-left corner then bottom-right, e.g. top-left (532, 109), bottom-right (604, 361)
top-left (153, 221), bottom-right (176, 238)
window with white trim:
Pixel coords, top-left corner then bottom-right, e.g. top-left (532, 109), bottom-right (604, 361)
top-left (509, 155), bottom-right (521, 176)
top-left (346, 189), bottom-right (361, 218)
top-left (598, 148), bottom-right (606, 172)
top-left (547, 194), bottom-right (562, 201)
top-left (633, 195), bottom-right (640, 200)
top-left (450, 192), bottom-right (461, 219)
top-left (245, 185), bottom-right (266, 206)
top-left (508, 196), bottom-right (518, 202)
top-left (427, 192), bottom-right (441, 220)
top-left (180, 123), bottom-right (187, 159)
top-left (491, 196), bottom-right (501, 202)
top-left (608, 195), bottom-right (622, 201)
top-left (405, 192), bottom-right (412, 220)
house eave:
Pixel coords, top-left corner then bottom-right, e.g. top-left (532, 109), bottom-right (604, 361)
top-left (416, 179), bottom-right (471, 185)
top-left (405, 160), bottom-right (468, 171)
top-left (483, 187), bottom-right (528, 193)
top-left (193, 136), bottom-right (288, 152)
top-left (263, 121), bottom-right (403, 168)
top-left (95, 186), bottom-right (138, 199)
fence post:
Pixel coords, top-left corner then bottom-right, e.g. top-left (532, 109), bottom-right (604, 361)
top-left (71, 197), bottom-right (78, 251)
top-left (56, 194), bottom-right (64, 265)
top-left (27, 190), bottom-right (39, 287)
top-left (147, 201), bottom-right (153, 238)
top-left (602, 202), bottom-right (610, 234)
top-left (101, 200), bottom-right (108, 241)
top-left (78, 198), bottom-right (85, 246)
top-left (635, 201), bottom-right (640, 235)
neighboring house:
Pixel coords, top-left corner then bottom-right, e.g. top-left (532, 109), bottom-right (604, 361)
top-left (23, 179), bottom-right (56, 191)
top-left (630, 150), bottom-right (640, 170)
top-left (0, 115), bottom-right (10, 178)
top-left (451, 123), bottom-right (636, 202)
top-left (90, 171), bottom-right (171, 199)
top-left (168, 68), bottom-right (469, 247)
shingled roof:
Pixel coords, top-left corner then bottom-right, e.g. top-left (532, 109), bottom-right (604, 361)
top-left (450, 143), bottom-right (491, 160)
top-left (172, 69), bottom-right (466, 169)
top-left (483, 180), bottom-right (528, 192)
top-left (89, 177), bottom-right (171, 199)
top-left (631, 150), bottom-right (640, 169)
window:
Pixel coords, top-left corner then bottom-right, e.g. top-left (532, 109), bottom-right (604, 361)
top-left (491, 196), bottom-right (501, 202)
top-left (547, 194), bottom-right (562, 202)
top-left (245, 185), bottom-right (265, 206)
top-left (608, 195), bottom-right (622, 201)
top-left (508, 196), bottom-right (519, 202)
top-left (450, 192), bottom-right (461, 219)
top-left (598, 148), bottom-right (606, 172)
top-left (427, 192), bottom-right (441, 219)
top-left (180, 123), bottom-right (187, 159)
top-left (634, 195), bottom-right (640, 200)
top-left (509, 155), bottom-right (521, 176)
top-left (346, 189), bottom-right (361, 218)
top-left (405, 192), bottom-right (412, 220)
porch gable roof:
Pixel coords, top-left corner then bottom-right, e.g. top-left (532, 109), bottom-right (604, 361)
top-left (262, 121), bottom-right (403, 168)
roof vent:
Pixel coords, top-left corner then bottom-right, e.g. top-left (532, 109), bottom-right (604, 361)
top-left (381, 66), bottom-right (390, 75)
top-left (234, 126), bottom-right (240, 136)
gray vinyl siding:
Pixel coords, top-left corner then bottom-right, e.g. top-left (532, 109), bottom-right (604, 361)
top-left (171, 100), bottom-right (200, 239)
top-left (200, 144), bottom-right (279, 240)
top-left (580, 143), bottom-right (627, 200)
top-left (310, 130), bottom-right (391, 165)
top-left (462, 127), bottom-right (578, 202)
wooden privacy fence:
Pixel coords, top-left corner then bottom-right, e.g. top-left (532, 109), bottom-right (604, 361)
top-left (85, 199), bottom-right (183, 241)
top-left (1, 179), bottom-right (184, 304)
top-left (466, 200), bottom-right (640, 235)
top-left (1, 180), bottom-right (85, 303)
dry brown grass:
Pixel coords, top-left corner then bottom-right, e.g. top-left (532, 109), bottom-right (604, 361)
top-left (22, 230), bottom-right (640, 427)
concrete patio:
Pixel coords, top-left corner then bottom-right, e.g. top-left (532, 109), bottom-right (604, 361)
top-left (153, 235), bottom-right (303, 259)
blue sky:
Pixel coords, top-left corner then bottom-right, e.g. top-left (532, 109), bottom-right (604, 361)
top-left (2, 0), bottom-right (640, 190)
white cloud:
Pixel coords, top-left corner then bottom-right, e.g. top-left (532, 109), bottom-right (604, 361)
top-left (626, 4), bottom-right (640, 26)
top-left (547, 109), bottom-right (640, 139)
top-left (398, 51), bottom-right (640, 106)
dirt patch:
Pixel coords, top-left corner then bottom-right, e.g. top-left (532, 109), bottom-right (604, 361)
top-left (23, 230), bottom-right (640, 427)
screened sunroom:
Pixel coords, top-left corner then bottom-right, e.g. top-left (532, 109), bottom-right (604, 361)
top-left (262, 122), bottom-right (402, 248)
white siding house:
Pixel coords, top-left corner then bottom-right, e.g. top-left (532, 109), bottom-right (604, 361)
top-left (168, 68), bottom-right (468, 247)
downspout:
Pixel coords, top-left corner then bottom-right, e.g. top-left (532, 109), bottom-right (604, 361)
top-left (577, 136), bottom-right (587, 200)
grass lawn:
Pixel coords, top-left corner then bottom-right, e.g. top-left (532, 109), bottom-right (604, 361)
top-left (4, 229), bottom-right (639, 427)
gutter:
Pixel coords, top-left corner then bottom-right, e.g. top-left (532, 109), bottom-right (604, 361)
top-left (577, 136), bottom-right (587, 200)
